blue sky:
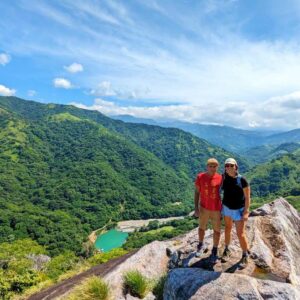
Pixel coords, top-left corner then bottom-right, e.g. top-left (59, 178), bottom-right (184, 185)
top-left (1, 0), bottom-right (300, 129)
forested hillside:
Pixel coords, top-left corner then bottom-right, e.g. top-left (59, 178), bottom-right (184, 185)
top-left (0, 96), bottom-right (243, 255)
top-left (244, 142), bottom-right (300, 165)
top-left (246, 149), bottom-right (300, 199)
top-left (115, 115), bottom-right (300, 155)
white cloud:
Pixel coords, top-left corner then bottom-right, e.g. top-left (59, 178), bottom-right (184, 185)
top-left (90, 81), bottom-right (117, 96)
top-left (53, 78), bottom-right (73, 89)
top-left (90, 81), bottom-right (150, 99)
top-left (4, 0), bottom-right (300, 131)
top-left (64, 62), bottom-right (83, 73)
top-left (63, 1), bottom-right (120, 25)
top-left (0, 53), bottom-right (11, 65)
top-left (0, 84), bottom-right (16, 96)
top-left (28, 90), bottom-right (37, 97)
top-left (70, 91), bottom-right (300, 130)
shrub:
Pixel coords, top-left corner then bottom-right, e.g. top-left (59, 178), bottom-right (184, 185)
top-left (45, 251), bottom-right (78, 280)
top-left (67, 276), bottom-right (110, 300)
top-left (87, 248), bottom-right (127, 266)
top-left (123, 270), bottom-right (149, 298)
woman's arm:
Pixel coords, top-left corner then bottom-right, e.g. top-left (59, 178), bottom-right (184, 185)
top-left (243, 186), bottom-right (251, 221)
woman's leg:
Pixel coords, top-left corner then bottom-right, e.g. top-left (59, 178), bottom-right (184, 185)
top-left (235, 220), bottom-right (249, 252)
top-left (224, 216), bottom-right (233, 246)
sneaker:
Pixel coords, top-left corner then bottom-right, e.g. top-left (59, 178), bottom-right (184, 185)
top-left (208, 253), bottom-right (218, 264)
top-left (239, 255), bottom-right (249, 268)
top-left (195, 243), bottom-right (204, 257)
top-left (221, 248), bottom-right (231, 263)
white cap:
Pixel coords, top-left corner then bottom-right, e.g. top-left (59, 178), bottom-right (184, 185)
top-left (224, 158), bottom-right (238, 165)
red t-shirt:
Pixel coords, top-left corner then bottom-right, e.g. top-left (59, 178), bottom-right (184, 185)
top-left (194, 172), bottom-right (222, 211)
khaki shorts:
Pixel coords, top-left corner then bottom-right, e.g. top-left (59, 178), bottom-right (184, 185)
top-left (199, 206), bottom-right (221, 232)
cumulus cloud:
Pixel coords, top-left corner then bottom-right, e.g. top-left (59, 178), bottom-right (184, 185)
top-left (0, 53), bottom-right (11, 65)
top-left (0, 84), bottom-right (16, 96)
top-left (268, 91), bottom-right (300, 109)
top-left (90, 81), bottom-right (117, 96)
top-left (53, 78), bottom-right (73, 89)
top-left (64, 62), bottom-right (83, 73)
top-left (90, 81), bottom-right (150, 99)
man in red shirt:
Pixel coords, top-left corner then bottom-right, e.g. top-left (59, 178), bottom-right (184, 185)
top-left (194, 158), bottom-right (222, 261)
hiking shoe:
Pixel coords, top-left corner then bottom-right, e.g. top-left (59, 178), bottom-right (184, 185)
top-left (195, 244), bottom-right (204, 257)
top-left (208, 253), bottom-right (218, 264)
top-left (239, 255), bottom-right (249, 268)
top-left (221, 248), bottom-right (231, 263)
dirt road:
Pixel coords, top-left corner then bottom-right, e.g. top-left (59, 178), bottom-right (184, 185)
top-left (27, 250), bottom-right (138, 300)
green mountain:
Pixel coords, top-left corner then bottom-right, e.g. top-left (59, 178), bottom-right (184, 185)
top-left (246, 149), bottom-right (300, 199)
top-left (265, 128), bottom-right (300, 145)
top-left (113, 115), bottom-right (279, 153)
top-left (114, 115), bottom-right (300, 155)
top-left (0, 96), bottom-right (245, 255)
top-left (245, 142), bottom-right (300, 165)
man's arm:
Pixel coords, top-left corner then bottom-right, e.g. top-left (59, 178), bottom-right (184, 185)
top-left (243, 186), bottom-right (251, 221)
top-left (194, 187), bottom-right (200, 217)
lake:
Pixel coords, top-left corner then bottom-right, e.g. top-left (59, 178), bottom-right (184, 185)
top-left (95, 229), bottom-right (129, 252)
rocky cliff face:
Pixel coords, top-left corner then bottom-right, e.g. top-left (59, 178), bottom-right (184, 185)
top-left (102, 198), bottom-right (300, 299)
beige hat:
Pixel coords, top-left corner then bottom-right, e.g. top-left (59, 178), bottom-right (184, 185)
top-left (207, 158), bottom-right (219, 165)
top-left (224, 158), bottom-right (238, 166)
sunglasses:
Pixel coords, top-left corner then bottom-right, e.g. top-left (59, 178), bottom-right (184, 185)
top-left (225, 164), bottom-right (235, 168)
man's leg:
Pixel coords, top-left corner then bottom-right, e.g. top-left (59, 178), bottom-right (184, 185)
top-left (196, 206), bottom-right (209, 256)
top-left (198, 206), bottom-right (209, 242)
top-left (211, 211), bottom-right (221, 248)
top-left (209, 211), bottom-right (221, 262)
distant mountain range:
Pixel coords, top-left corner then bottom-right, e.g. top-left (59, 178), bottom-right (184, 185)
top-left (113, 115), bottom-right (300, 154)
top-left (244, 142), bottom-right (300, 165)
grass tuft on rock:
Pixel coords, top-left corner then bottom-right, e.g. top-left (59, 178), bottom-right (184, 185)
top-left (123, 270), bottom-right (149, 298)
top-left (67, 276), bottom-right (110, 300)
top-left (152, 274), bottom-right (167, 300)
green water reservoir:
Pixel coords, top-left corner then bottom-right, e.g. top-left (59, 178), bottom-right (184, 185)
top-left (95, 229), bottom-right (128, 252)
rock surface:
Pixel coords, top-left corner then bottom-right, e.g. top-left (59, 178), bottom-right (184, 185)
top-left (27, 254), bottom-right (51, 271)
top-left (163, 198), bottom-right (300, 299)
top-left (97, 198), bottom-right (300, 299)
top-left (103, 240), bottom-right (173, 299)
top-left (164, 268), bottom-right (300, 300)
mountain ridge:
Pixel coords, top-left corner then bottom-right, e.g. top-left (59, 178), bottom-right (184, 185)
top-left (113, 114), bottom-right (300, 153)
top-left (0, 96), bottom-right (248, 255)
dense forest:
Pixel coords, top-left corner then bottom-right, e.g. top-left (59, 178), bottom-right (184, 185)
top-left (0, 96), bottom-right (242, 255)
top-left (244, 142), bottom-right (300, 165)
top-left (247, 149), bottom-right (300, 198)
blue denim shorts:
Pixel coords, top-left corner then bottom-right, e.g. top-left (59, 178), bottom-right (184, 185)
top-left (222, 205), bottom-right (244, 221)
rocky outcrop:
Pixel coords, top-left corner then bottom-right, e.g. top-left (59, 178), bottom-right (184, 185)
top-left (66, 198), bottom-right (300, 299)
top-left (164, 268), bottom-right (300, 299)
top-left (163, 198), bottom-right (300, 299)
top-left (27, 254), bottom-right (51, 271)
top-left (103, 240), bottom-right (174, 299)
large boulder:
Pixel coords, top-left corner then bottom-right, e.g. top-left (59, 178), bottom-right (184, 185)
top-left (103, 240), bottom-right (173, 299)
top-left (164, 268), bottom-right (300, 300)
